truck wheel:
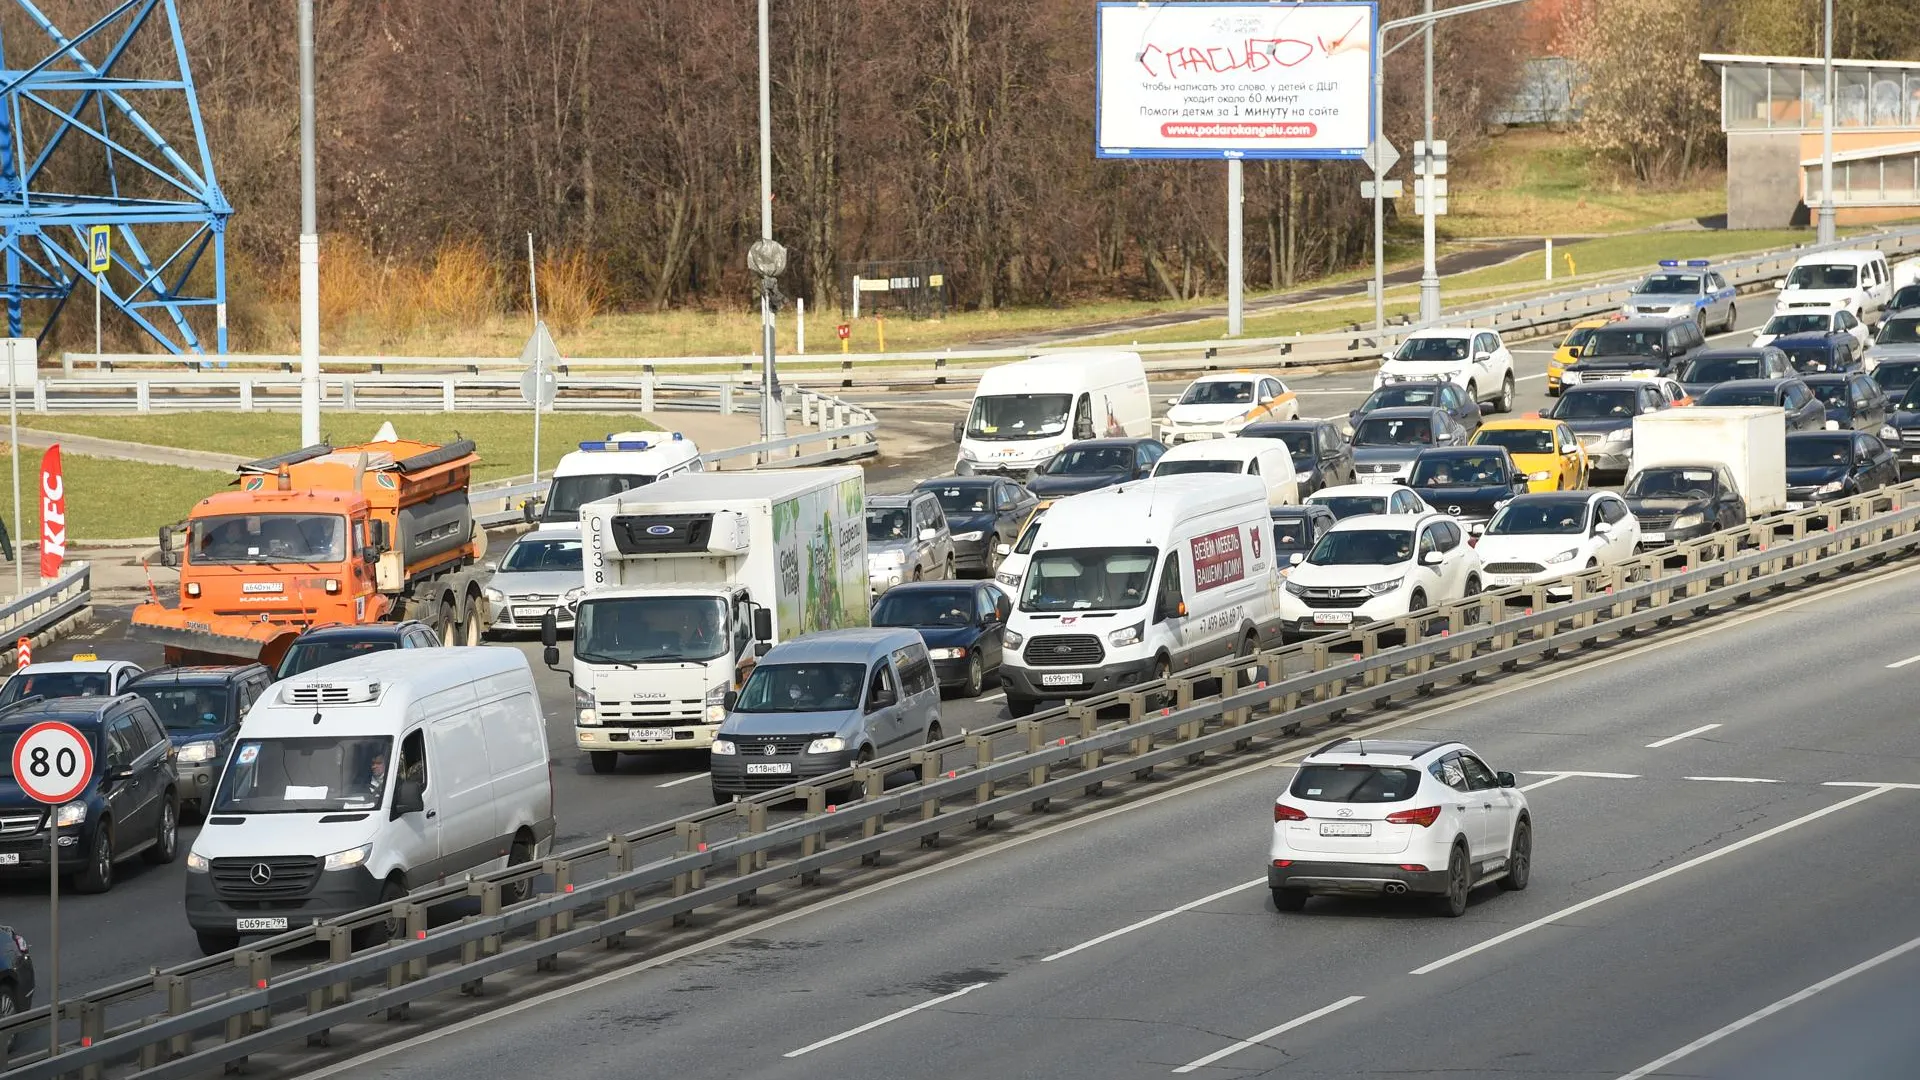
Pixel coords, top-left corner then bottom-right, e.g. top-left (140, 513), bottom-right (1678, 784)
top-left (589, 751), bottom-right (618, 775)
top-left (437, 598), bottom-right (457, 645)
top-left (461, 605), bottom-right (482, 646)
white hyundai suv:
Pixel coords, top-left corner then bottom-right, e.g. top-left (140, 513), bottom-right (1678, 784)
top-left (1278, 512), bottom-right (1481, 641)
top-left (1269, 738), bottom-right (1532, 916)
top-left (1374, 328), bottom-right (1517, 414)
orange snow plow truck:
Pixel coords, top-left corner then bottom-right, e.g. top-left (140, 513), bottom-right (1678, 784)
top-left (131, 424), bottom-right (494, 669)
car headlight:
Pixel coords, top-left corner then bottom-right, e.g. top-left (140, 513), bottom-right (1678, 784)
top-left (1002, 629), bottom-right (1024, 649)
top-left (712, 738), bottom-right (738, 756)
top-left (1544, 548), bottom-right (1579, 564)
top-left (806, 737), bottom-right (847, 755)
top-left (1814, 480), bottom-right (1846, 495)
top-left (176, 740), bottom-right (220, 763)
top-left (926, 646), bottom-right (967, 660)
top-left (1108, 622), bottom-right (1143, 647)
top-left (323, 843), bottom-right (372, 872)
top-left (187, 851), bottom-right (209, 872)
top-left (705, 685), bottom-right (728, 724)
top-left (1285, 577), bottom-right (1310, 596)
top-left (484, 586), bottom-right (506, 605)
top-left (1881, 425), bottom-right (1899, 440)
top-left (1528, 470), bottom-right (1552, 481)
top-left (54, 802), bottom-right (86, 827)
top-left (575, 686), bottom-right (598, 726)
top-left (951, 531), bottom-right (984, 542)
top-left (1604, 427), bottom-right (1634, 443)
top-left (1671, 513), bottom-right (1706, 530)
top-left (995, 570), bottom-right (1022, 588)
top-left (1365, 577), bottom-right (1404, 595)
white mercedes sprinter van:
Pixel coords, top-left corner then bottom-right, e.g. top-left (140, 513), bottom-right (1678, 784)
top-left (955, 352), bottom-right (1151, 477)
top-left (999, 474), bottom-right (1280, 717)
top-left (1151, 437), bottom-right (1301, 507)
top-left (183, 647), bottom-right (555, 955)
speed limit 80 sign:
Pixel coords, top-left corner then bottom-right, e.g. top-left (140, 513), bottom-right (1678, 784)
top-left (11, 720), bottom-right (94, 804)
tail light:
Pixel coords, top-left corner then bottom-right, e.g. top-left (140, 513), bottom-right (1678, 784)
top-left (1274, 803), bottom-right (1307, 822)
top-left (1386, 805), bottom-right (1442, 827)
top-left (9, 932), bottom-right (25, 954)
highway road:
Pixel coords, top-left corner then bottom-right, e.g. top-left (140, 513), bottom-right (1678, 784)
top-left (307, 552), bottom-right (1920, 1080)
top-left (0, 282), bottom-right (1805, 1002)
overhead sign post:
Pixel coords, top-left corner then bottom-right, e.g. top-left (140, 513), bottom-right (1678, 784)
top-left (13, 719), bottom-right (94, 1059)
top-left (1095, 2), bottom-right (1378, 338)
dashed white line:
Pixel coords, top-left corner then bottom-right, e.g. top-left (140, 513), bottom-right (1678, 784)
top-left (1825, 781), bottom-right (1920, 790)
top-left (1042, 878), bottom-right (1265, 963)
top-left (655, 772), bottom-right (711, 789)
top-left (1520, 770), bottom-right (1640, 779)
top-left (1884, 651), bottom-right (1920, 669)
top-left (1683, 775), bottom-right (1780, 784)
top-left (978, 690), bottom-right (1006, 703)
top-left (1409, 785), bottom-right (1896, 976)
top-left (1516, 373), bottom-right (1547, 382)
top-left (1646, 723), bottom-right (1722, 749)
top-left (1612, 931), bottom-right (1920, 1080)
top-left (1171, 995), bottom-right (1367, 1074)
top-left (1517, 774), bottom-right (1572, 792)
top-left (783, 981), bottom-right (992, 1058)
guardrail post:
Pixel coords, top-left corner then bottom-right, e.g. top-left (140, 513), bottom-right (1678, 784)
top-left (798, 784), bottom-right (829, 885)
top-left (672, 821), bottom-right (707, 919)
top-left (533, 857), bottom-right (571, 967)
top-left (459, 879), bottom-right (505, 994)
top-left (136, 379), bottom-right (150, 413)
top-left (74, 999), bottom-right (104, 1080)
top-left (641, 377), bottom-right (655, 412)
top-left (856, 767), bottom-right (886, 864)
top-left (162, 972), bottom-right (192, 1061)
top-left (306, 924), bottom-right (352, 1045)
top-left (965, 734), bottom-right (996, 826)
top-left (732, 802), bottom-right (768, 905)
top-left (1018, 719), bottom-right (1050, 812)
top-left (32, 379), bottom-right (46, 414)
top-left (911, 749), bottom-right (942, 847)
top-left (719, 382), bottom-right (734, 415)
top-left (441, 379), bottom-right (455, 411)
top-left (239, 377), bottom-right (254, 412)
top-left (603, 835), bottom-right (635, 937)
top-left (1070, 704), bottom-right (1103, 795)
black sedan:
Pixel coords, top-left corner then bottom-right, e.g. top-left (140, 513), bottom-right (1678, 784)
top-left (1784, 431), bottom-right (1898, 507)
top-left (870, 580), bottom-right (1009, 697)
top-left (1870, 358), bottom-right (1920, 407)
top-left (1346, 381), bottom-right (1481, 437)
top-left (1404, 446), bottom-right (1530, 525)
top-left (0, 923), bottom-right (31, 1026)
top-left (1025, 438), bottom-right (1164, 498)
top-left (914, 475), bottom-right (1038, 575)
top-left (1695, 378), bottom-right (1826, 432)
top-left (1802, 372), bottom-right (1889, 432)
top-left (1677, 347), bottom-right (1793, 398)
top-left (1240, 419), bottom-right (1355, 495)
top-left (1622, 462), bottom-right (1747, 547)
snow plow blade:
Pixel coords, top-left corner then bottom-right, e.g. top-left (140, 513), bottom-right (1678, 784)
top-left (128, 604), bottom-right (298, 669)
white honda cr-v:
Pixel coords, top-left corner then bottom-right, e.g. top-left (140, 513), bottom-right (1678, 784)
top-left (1278, 512), bottom-right (1481, 641)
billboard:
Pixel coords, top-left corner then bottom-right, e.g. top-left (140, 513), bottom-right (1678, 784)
top-left (1096, 2), bottom-right (1377, 160)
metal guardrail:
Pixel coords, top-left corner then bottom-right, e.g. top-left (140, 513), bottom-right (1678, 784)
top-left (59, 225), bottom-right (1920, 398)
top-left (9, 487), bottom-right (1918, 1079)
top-left (0, 561), bottom-right (90, 653)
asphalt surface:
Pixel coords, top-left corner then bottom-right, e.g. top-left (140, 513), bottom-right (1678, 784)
top-left (312, 557), bottom-right (1920, 1080)
top-left (7, 285), bottom-right (1790, 1004)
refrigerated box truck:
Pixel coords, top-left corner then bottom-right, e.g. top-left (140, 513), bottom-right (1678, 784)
top-left (1630, 406), bottom-right (1787, 516)
top-left (556, 468), bottom-right (869, 773)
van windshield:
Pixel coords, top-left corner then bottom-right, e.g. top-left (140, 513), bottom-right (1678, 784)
top-left (1021, 547), bottom-right (1157, 612)
top-left (1785, 264), bottom-right (1858, 290)
top-left (574, 596), bottom-right (728, 665)
top-left (211, 736), bottom-right (395, 814)
top-left (966, 393), bottom-right (1071, 441)
top-left (1154, 459), bottom-right (1241, 476)
top-left (543, 473), bottom-right (656, 522)
top-left (733, 663), bottom-right (865, 713)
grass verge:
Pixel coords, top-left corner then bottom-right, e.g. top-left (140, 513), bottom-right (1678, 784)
top-left (1438, 130), bottom-right (1728, 237)
top-left (0, 449), bottom-right (222, 542)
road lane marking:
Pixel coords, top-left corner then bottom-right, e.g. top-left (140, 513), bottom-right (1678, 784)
top-left (782, 981), bottom-right (991, 1058)
top-left (1171, 995), bottom-right (1367, 1074)
top-left (656, 772), bottom-right (710, 789)
top-left (1517, 774), bottom-right (1571, 792)
top-left (1825, 781), bottom-right (1920, 789)
top-left (1646, 723), bottom-right (1721, 748)
top-left (979, 690), bottom-right (1006, 703)
top-left (1683, 775), bottom-right (1780, 784)
top-left (1516, 373), bottom-right (1546, 382)
top-left (1885, 651), bottom-right (1920, 668)
top-left (1409, 785), bottom-right (1895, 977)
top-left (1041, 878), bottom-right (1265, 963)
top-left (1520, 770), bottom-right (1639, 779)
top-left (1612, 931), bottom-right (1920, 1080)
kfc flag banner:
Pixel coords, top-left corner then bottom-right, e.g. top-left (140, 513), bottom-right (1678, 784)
top-left (39, 443), bottom-right (64, 579)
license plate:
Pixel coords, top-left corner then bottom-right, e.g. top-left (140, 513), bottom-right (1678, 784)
top-left (628, 728), bottom-right (673, 742)
top-left (1909, 452), bottom-right (1920, 463)
top-left (1642, 532), bottom-right (1665, 543)
top-left (1319, 822), bottom-right (1372, 836)
top-left (745, 762), bottom-right (792, 775)
top-left (1785, 502), bottom-right (1806, 511)
top-left (0, 853), bottom-right (17, 866)
top-left (237, 917), bottom-right (288, 932)
top-left (1358, 474), bottom-right (1394, 485)
top-left (512, 606), bottom-right (551, 621)
top-left (1040, 672), bottom-right (1083, 687)
top-left (1311, 611), bottom-right (1354, 625)
top-left (1485, 575), bottom-right (1525, 587)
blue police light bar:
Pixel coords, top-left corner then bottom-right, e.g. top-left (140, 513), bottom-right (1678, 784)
top-left (1658, 259), bottom-right (1711, 268)
top-left (578, 440), bottom-right (651, 452)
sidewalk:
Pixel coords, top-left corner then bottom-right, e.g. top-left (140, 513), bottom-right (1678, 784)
top-left (9, 427), bottom-right (249, 471)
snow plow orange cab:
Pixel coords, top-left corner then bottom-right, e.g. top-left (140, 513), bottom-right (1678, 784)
top-left (131, 424), bottom-right (493, 669)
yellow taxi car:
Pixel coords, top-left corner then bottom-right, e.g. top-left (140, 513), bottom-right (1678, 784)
top-left (1471, 417), bottom-right (1589, 492)
top-left (1547, 318), bottom-right (1615, 398)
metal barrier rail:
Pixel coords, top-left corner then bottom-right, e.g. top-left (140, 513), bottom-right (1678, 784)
top-left (0, 561), bottom-right (90, 646)
top-left (7, 487), bottom-right (1916, 1079)
top-left (60, 225), bottom-right (1920, 396)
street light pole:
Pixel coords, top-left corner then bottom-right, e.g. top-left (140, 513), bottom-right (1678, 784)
top-left (1417, 0), bottom-right (1440, 323)
top-left (756, 0), bottom-right (787, 441)
top-left (297, 0), bottom-right (320, 447)
top-left (1816, 0), bottom-right (1836, 244)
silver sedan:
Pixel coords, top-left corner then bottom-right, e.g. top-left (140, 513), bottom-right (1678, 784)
top-left (482, 526), bottom-right (585, 635)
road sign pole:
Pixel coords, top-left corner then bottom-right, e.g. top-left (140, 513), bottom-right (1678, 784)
top-left (9, 338), bottom-right (20, 600)
top-left (47, 802), bottom-right (57, 1056)
top-left (1227, 158), bottom-right (1244, 337)
top-left (12, 720), bottom-right (94, 1063)
top-left (1372, 24), bottom-right (1387, 333)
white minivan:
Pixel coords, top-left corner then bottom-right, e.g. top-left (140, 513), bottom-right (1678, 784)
top-left (533, 431), bottom-right (703, 525)
top-left (955, 352), bottom-right (1151, 477)
top-left (999, 474), bottom-right (1280, 717)
top-left (1152, 437), bottom-right (1301, 507)
top-left (1773, 249), bottom-right (1893, 321)
top-left (183, 648), bottom-right (555, 955)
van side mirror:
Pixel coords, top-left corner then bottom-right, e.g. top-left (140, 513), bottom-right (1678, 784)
top-left (952, 421), bottom-right (964, 444)
top-left (753, 641), bottom-right (771, 657)
top-left (157, 525), bottom-right (178, 569)
top-left (723, 690), bottom-right (738, 711)
top-left (540, 611), bottom-right (559, 648)
top-left (392, 778), bottom-right (425, 818)
top-left (752, 607), bottom-right (773, 642)
top-left (1497, 770), bottom-right (1516, 788)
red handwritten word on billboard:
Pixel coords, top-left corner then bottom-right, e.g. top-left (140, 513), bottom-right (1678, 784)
top-left (1190, 527), bottom-right (1245, 592)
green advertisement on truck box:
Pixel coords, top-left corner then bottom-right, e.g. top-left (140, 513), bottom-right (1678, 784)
top-left (771, 475), bottom-right (867, 638)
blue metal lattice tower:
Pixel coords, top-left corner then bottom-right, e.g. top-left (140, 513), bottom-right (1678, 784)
top-left (0, 0), bottom-right (229, 355)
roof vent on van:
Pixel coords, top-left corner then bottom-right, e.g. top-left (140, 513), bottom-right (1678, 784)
top-left (282, 680), bottom-right (382, 706)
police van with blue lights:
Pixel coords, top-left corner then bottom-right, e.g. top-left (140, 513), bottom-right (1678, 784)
top-left (527, 431), bottom-right (702, 526)
top-left (1620, 259), bottom-right (1738, 333)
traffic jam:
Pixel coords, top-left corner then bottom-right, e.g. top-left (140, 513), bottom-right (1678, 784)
top-left (2, 244), bottom-right (1917, 984)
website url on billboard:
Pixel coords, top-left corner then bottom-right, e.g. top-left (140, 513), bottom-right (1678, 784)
top-left (1158, 122), bottom-right (1318, 139)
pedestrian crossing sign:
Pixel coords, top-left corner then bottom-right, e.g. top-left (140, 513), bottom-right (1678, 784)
top-left (88, 225), bottom-right (110, 273)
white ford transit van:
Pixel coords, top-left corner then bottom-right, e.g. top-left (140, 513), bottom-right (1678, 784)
top-left (999, 474), bottom-right (1280, 717)
top-left (183, 647), bottom-right (555, 955)
top-left (1152, 437), bottom-right (1301, 507)
top-left (955, 352), bottom-right (1151, 477)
